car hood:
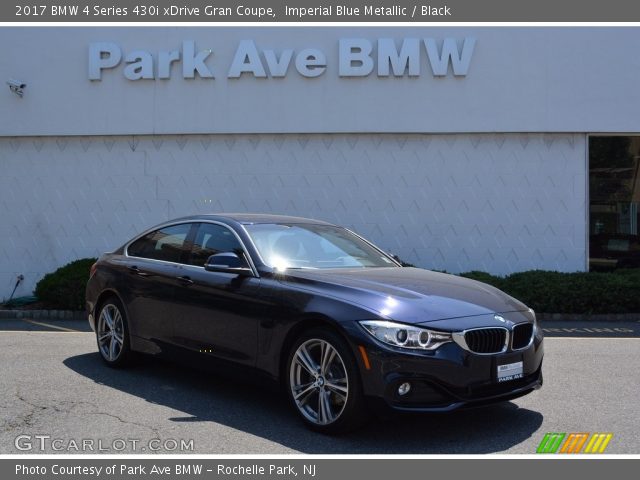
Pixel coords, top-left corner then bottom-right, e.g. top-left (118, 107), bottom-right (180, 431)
top-left (279, 267), bottom-right (528, 324)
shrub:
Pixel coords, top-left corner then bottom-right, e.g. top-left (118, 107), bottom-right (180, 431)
top-left (34, 258), bottom-right (97, 310)
top-left (461, 269), bottom-right (640, 314)
top-left (459, 270), bottom-right (505, 289)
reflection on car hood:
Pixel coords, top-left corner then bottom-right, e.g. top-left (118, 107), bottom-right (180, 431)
top-left (280, 267), bottom-right (528, 323)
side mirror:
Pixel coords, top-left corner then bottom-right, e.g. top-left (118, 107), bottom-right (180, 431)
top-left (204, 252), bottom-right (253, 276)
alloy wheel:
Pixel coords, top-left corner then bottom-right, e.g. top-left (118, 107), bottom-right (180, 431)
top-left (289, 338), bottom-right (349, 425)
top-left (97, 303), bottom-right (125, 362)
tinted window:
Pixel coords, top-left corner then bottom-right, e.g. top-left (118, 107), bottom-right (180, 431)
top-left (589, 136), bottom-right (640, 270)
top-left (188, 223), bottom-right (244, 267)
top-left (128, 223), bottom-right (192, 263)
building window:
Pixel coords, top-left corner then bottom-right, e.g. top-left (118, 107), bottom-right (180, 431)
top-left (589, 136), bottom-right (640, 270)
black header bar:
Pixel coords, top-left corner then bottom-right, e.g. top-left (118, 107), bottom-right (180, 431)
top-left (4, 0), bottom-right (640, 23)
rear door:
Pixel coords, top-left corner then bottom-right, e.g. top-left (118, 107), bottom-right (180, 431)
top-left (123, 222), bottom-right (196, 346)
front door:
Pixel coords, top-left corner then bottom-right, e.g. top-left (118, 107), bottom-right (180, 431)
top-left (170, 222), bottom-right (268, 367)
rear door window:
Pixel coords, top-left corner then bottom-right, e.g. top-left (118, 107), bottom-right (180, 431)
top-left (128, 223), bottom-right (193, 263)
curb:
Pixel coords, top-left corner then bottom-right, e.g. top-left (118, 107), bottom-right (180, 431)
top-left (0, 310), bottom-right (86, 321)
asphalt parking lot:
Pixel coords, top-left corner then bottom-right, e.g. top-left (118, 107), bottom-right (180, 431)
top-left (1, 318), bottom-right (639, 454)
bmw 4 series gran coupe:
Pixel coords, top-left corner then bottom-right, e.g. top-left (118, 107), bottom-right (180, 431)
top-left (86, 214), bottom-right (543, 433)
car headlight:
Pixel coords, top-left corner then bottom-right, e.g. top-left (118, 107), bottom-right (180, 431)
top-left (359, 320), bottom-right (452, 351)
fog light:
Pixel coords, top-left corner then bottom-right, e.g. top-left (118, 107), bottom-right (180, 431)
top-left (398, 382), bottom-right (411, 396)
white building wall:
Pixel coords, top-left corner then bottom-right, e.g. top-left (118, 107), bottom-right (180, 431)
top-left (2, 27), bottom-right (640, 136)
top-left (0, 133), bottom-right (586, 299)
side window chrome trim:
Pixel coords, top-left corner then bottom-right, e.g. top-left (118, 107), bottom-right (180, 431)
top-left (125, 220), bottom-right (259, 278)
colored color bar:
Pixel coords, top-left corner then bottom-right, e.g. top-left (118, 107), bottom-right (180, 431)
top-left (572, 433), bottom-right (589, 453)
top-left (548, 433), bottom-right (566, 453)
top-left (584, 434), bottom-right (598, 453)
top-left (597, 433), bottom-right (613, 453)
top-left (560, 433), bottom-right (588, 453)
top-left (584, 433), bottom-right (613, 453)
top-left (537, 433), bottom-right (566, 453)
top-left (590, 433), bottom-right (605, 453)
top-left (559, 434), bottom-right (575, 453)
top-left (536, 433), bottom-right (553, 453)
top-left (540, 432), bottom-right (613, 454)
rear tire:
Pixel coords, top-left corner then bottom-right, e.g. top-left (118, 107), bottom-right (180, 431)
top-left (286, 327), bottom-right (368, 434)
top-left (95, 297), bottom-right (132, 368)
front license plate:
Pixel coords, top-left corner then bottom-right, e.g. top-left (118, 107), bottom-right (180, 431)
top-left (497, 361), bottom-right (523, 383)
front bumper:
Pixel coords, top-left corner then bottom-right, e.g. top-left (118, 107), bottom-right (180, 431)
top-left (350, 327), bottom-right (544, 412)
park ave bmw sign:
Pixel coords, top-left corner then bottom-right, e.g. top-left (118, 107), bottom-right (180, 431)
top-left (88, 38), bottom-right (476, 81)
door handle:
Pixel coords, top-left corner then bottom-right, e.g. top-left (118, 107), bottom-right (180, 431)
top-left (176, 275), bottom-right (194, 286)
top-left (128, 266), bottom-right (150, 277)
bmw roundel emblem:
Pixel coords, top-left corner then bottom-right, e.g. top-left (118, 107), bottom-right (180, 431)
top-left (494, 315), bottom-right (506, 323)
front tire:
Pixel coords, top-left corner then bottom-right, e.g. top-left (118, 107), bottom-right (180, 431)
top-left (96, 297), bottom-right (132, 368)
top-left (286, 328), bottom-right (367, 434)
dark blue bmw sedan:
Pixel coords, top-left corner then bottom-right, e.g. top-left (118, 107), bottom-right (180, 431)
top-left (86, 214), bottom-right (543, 433)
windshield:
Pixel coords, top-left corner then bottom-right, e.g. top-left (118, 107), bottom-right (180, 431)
top-left (244, 223), bottom-right (399, 270)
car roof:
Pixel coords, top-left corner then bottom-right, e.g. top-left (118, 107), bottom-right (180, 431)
top-left (177, 213), bottom-right (336, 226)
